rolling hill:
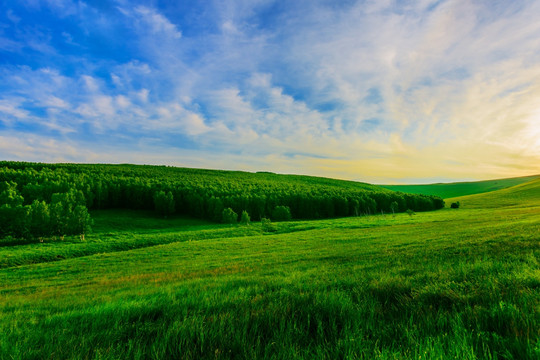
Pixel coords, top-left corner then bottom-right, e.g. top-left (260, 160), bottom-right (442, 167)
top-left (0, 162), bottom-right (444, 229)
top-left (445, 176), bottom-right (540, 208)
top-left (1, 167), bottom-right (538, 359)
top-left (381, 174), bottom-right (540, 199)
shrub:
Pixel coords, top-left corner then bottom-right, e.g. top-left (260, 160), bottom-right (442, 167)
top-left (240, 210), bottom-right (250, 225)
top-left (261, 218), bottom-right (276, 232)
top-left (272, 206), bottom-right (292, 221)
top-left (221, 208), bottom-right (238, 224)
top-left (450, 202), bottom-right (460, 209)
top-left (406, 209), bottom-right (415, 217)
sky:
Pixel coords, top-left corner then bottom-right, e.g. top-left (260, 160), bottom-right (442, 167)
top-left (0, 0), bottom-right (539, 184)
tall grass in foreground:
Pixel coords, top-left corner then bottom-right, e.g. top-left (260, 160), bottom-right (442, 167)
top-left (0, 182), bottom-right (539, 359)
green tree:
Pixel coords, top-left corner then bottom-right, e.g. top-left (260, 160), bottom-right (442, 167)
top-left (0, 181), bottom-right (29, 239)
top-left (49, 190), bottom-right (85, 239)
top-left (240, 210), bottom-right (250, 225)
top-left (71, 205), bottom-right (92, 240)
top-left (153, 191), bottom-right (175, 217)
top-left (365, 197), bottom-right (377, 215)
top-left (272, 206), bottom-right (292, 221)
top-left (207, 197), bottom-right (224, 222)
top-left (390, 201), bottom-right (398, 215)
top-left (29, 200), bottom-right (50, 241)
top-left (349, 198), bottom-right (360, 216)
top-left (0, 181), bottom-right (24, 207)
top-left (0, 204), bottom-right (29, 239)
top-left (49, 200), bottom-right (68, 240)
top-left (221, 207), bottom-right (238, 224)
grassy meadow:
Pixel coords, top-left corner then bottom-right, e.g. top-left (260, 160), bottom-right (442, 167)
top-left (1, 179), bottom-right (539, 359)
top-left (381, 175), bottom-right (540, 199)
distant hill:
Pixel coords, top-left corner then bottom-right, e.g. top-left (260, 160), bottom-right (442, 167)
top-left (445, 177), bottom-right (540, 209)
top-left (381, 175), bottom-right (540, 199)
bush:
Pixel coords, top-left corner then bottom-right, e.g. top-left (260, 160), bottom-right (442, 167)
top-left (406, 209), bottom-right (415, 217)
top-left (240, 210), bottom-right (250, 225)
top-left (272, 206), bottom-right (292, 221)
top-left (221, 208), bottom-right (238, 224)
top-left (261, 218), bottom-right (276, 232)
top-left (450, 202), bottom-right (460, 209)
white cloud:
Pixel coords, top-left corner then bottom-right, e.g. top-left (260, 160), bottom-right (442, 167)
top-left (136, 6), bottom-right (181, 38)
top-left (80, 75), bottom-right (100, 92)
top-left (154, 103), bottom-right (210, 135)
top-left (0, 98), bottom-right (30, 121)
top-left (0, 37), bottom-right (23, 52)
top-left (43, 95), bottom-right (69, 109)
top-left (120, 6), bottom-right (182, 39)
top-left (206, 88), bottom-right (256, 126)
top-left (0, 133), bottom-right (80, 162)
top-left (136, 89), bottom-right (149, 103)
top-left (115, 95), bottom-right (130, 109)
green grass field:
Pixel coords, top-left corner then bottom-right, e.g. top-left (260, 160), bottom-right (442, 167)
top-left (1, 179), bottom-right (539, 359)
top-left (381, 175), bottom-right (540, 199)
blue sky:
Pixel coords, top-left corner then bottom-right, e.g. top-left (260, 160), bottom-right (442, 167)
top-left (1, 0), bottom-right (539, 183)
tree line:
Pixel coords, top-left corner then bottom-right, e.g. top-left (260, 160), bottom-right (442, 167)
top-left (0, 162), bottom-right (444, 240)
top-left (0, 181), bottom-right (91, 241)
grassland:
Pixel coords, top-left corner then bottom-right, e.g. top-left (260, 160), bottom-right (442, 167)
top-left (381, 174), bottom-right (540, 198)
top-left (0, 179), bottom-right (539, 359)
top-left (446, 177), bottom-right (540, 209)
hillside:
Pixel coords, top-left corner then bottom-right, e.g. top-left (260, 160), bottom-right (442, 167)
top-left (0, 162), bottom-right (443, 229)
top-left (381, 174), bottom-right (540, 199)
top-left (446, 177), bottom-right (540, 209)
top-left (1, 161), bottom-right (383, 192)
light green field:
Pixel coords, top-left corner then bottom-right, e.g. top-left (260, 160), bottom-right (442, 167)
top-left (0, 179), bottom-right (539, 359)
top-left (447, 177), bottom-right (540, 208)
top-left (381, 175), bottom-right (540, 199)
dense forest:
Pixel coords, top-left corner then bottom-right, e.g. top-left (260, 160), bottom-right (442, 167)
top-left (0, 161), bottom-right (444, 240)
